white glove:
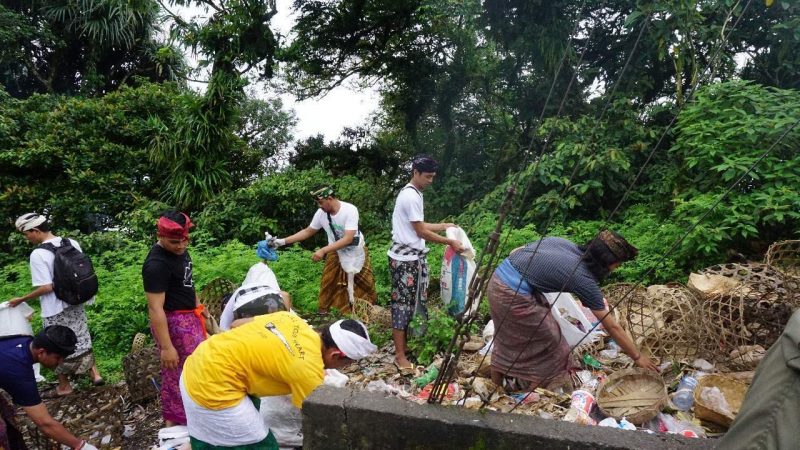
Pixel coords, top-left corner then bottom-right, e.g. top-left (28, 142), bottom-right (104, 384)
top-left (269, 238), bottom-right (286, 248)
top-left (80, 442), bottom-right (99, 450)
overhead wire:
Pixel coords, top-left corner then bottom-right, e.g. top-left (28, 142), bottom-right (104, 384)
top-left (477, 0), bottom-right (759, 411)
top-left (428, 0), bottom-right (592, 404)
top-left (506, 113), bottom-right (799, 414)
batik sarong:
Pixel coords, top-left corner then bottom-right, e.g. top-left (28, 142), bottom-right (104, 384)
top-left (389, 254), bottom-right (429, 334)
top-left (42, 304), bottom-right (95, 375)
top-left (319, 247), bottom-right (377, 314)
top-left (487, 273), bottom-right (574, 391)
top-left (153, 306), bottom-right (206, 425)
top-left (0, 395), bottom-right (27, 450)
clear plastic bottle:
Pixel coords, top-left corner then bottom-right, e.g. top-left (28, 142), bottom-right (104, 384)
top-left (671, 375), bottom-right (698, 410)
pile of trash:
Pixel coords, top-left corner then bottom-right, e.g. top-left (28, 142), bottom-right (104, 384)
top-left (340, 297), bottom-right (764, 440)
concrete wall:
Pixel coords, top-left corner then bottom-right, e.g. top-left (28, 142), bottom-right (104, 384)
top-left (302, 386), bottom-right (716, 450)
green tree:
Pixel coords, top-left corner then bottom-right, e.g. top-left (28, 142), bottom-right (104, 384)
top-left (149, 0), bottom-right (280, 210)
top-left (0, 0), bottom-right (185, 98)
top-left (669, 80), bottom-right (800, 255)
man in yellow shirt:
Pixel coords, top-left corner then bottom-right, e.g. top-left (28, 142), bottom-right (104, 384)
top-left (180, 311), bottom-right (375, 449)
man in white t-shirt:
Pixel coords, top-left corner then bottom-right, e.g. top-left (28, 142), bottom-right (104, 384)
top-left (272, 186), bottom-right (377, 314)
top-left (388, 155), bottom-right (464, 373)
top-left (8, 213), bottom-right (104, 396)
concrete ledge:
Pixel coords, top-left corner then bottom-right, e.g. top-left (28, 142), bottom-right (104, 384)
top-left (303, 386), bottom-right (716, 450)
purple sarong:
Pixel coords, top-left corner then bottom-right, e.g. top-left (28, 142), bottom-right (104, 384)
top-left (152, 307), bottom-right (206, 425)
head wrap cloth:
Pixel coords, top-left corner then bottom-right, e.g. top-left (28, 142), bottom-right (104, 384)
top-left (596, 230), bottom-right (638, 261)
top-left (15, 213), bottom-right (46, 232)
top-left (330, 320), bottom-right (376, 360)
top-left (157, 213), bottom-right (193, 240)
top-left (310, 186), bottom-right (335, 199)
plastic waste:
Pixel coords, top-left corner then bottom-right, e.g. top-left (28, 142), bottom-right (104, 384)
top-left (582, 353), bottom-right (603, 369)
top-left (323, 369), bottom-right (349, 388)
top-left (413, 365), bottom-right (439, 388)
top-left (692, 358), bottom-right (715, 372)
top-left (671, 375), bottom-right (698, 411)
top-left (699, 386), bottom-right (732, 417)
top-left (599, 340), bottom-right (621, 359)
top-left (441, 227), bottom-right (477, 317)
top-left (544, 293), bottom-right (605, 347)
top-left (598, 417), bottom-right (636, 430)
top-left (655, 413), bottom-right (705, 438)
top-left (569, 390), bottom-right (595, 415)
top-left (157, 426), bottom-right (190, 449)
top-left (0, 301), bottom-right (35, 337)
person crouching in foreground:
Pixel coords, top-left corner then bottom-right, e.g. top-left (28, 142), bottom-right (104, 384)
top-left (0, 326), bottom-right (99, 450)
top-left (180, 312), bottom-right (375, 449)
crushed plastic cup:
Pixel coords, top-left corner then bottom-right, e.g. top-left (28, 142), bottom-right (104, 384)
top-left (569, 389), bottom-right (595, 415)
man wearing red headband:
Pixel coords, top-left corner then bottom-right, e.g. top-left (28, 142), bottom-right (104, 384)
top-left (142, 210), bottom-right (207, 427)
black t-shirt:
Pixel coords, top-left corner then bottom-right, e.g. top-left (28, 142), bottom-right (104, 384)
top-left (0, 336), bottom-right (41, 407)
top-left (142, 243), bottom-right (197, 311)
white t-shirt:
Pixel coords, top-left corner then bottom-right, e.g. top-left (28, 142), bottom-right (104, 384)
top-left (30, 237), bottom-right (84, 318)
top-left (242, 262), bottom-right (280, 289)
top-left (309, 201), bottom-right (362, 246)
top-left (387, 184), bottom-right (426, 261)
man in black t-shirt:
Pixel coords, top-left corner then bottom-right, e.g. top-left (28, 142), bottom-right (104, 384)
top-left (0, 326), bottom-right (98, 449)
top-left (142, 210), bottom-right (207, 427)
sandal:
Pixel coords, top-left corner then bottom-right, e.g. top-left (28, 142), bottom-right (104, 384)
top-left (393, 361), bottom-right (415, 376)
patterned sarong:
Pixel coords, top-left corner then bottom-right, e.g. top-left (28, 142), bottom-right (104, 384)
top-left (487, 273), bottom-right (573, 390)
top-left (153, 306), bottom-right (206, 425)
top-left (319, 247), bottom-right (377, 314)
top-left (0, 395), bottom-right (27, 450)
top-left (388, 254), bottom-right (429, 333)
top-left (42, 304), bottom-right (95, 376)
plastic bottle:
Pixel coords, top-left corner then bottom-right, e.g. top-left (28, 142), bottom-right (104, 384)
top-left (671, 375), bottom-right (698, 411)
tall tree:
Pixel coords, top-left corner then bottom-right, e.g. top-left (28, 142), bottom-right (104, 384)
top-left (0, 0), bottom-right (185, 98)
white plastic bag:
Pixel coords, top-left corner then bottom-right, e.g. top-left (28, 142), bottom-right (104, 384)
top-left (260, 396), bottom-right (303, 450)
top-left (440, 227), bottom-right (477, 317)
top-left (337, 236), bottom-right (366, 307)
top-left (542, 293), bottom-right (604, 347)
top-left (157, 425), bottom-right (190, 449)
top-left (0, 302), bottom-right (35, 337)
top-left (323, 369), bottom-right (349, 388)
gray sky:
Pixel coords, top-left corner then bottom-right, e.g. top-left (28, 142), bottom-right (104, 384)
top-left (176, 0), bottom-right (380, 141)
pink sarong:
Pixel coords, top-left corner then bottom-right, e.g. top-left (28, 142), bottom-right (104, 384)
top-left (152, 305), bottom-right (207, 425)
top-left (487, 274), bottom-right (573, 390)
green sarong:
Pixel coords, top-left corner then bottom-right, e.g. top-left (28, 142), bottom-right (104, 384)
top-left (189, 430), bottom-right (278, 450)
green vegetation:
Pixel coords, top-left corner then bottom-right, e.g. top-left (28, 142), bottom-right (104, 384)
top-left (2, 0), bottom-right (799, 378)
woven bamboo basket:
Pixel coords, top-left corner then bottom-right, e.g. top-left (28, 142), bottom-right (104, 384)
top-left (765, 240), bottom-right (800, 278)
top-left (199, 277), bottom-right (236, 320)
top-left (353, 298), bottom-right (392, 328)
top-left (596, 368), bottom-right (667, 425)
top-left (692, 374), bottom-right (747, 428)
top-left (123, 345), bottom-right (161, 404)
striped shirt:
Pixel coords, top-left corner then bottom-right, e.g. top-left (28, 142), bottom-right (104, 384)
top-left (506, 237), bottom-right (605, 310)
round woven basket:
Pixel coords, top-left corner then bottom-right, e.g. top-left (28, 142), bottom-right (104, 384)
top-left (692, 374), bottom-right (747, 428)
top-left (596, 368), bottom-right (667, 425)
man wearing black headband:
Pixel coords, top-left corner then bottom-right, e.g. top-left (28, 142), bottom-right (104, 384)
top-left (387, 155), bottom-right (465, 373)
top-left (0, 326), bottom-right (98, 449)
top-left (271, 185), bottom-right (377, 314)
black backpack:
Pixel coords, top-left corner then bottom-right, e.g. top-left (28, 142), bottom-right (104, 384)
top-left (38, 238), bottom-right (98, 305)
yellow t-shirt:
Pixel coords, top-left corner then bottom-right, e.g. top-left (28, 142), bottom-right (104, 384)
top-left (182, 311), bottom-right (324, 409)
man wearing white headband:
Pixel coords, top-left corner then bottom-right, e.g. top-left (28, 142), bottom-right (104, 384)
top-left (180, 312), bottom-right (375, 449)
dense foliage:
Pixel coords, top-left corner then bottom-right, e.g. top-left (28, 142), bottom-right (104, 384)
top-left (1, 0), bottom-right (799, 376)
